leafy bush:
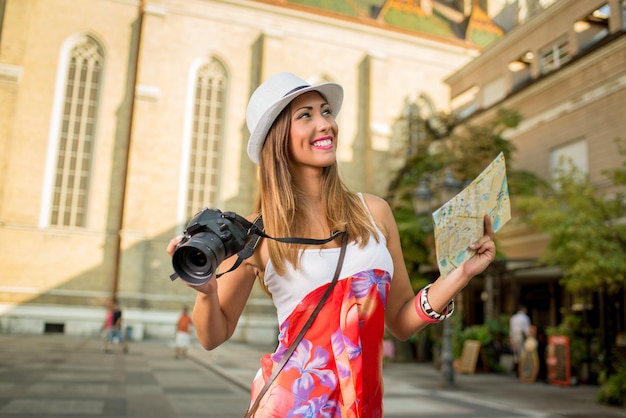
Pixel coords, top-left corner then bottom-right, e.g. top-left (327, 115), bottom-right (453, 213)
top-left (453, 315), bottom-right (509, 372)
top-left (545, 314), bottom-right (598, 374)
top-left (597, 362), bottom-right (626, 406)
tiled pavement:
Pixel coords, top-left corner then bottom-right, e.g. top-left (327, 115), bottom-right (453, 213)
top-left (1, 334), bottom-right (626, 418)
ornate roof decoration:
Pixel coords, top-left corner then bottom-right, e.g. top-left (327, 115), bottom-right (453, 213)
top-left (261, 0), bottom-right (504, 48)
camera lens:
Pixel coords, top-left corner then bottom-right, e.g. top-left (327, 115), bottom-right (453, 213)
top-left (186, 250), bottom-right (207, 267)
top-left (172, 232), bottom-right (224, 286)
top-left (173, 245), bottom-right (215, 285)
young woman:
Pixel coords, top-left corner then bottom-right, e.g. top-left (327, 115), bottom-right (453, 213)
top-left (167, 72), bottom-right (496, 417)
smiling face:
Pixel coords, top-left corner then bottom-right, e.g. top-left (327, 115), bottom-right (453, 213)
top-left (287, 91), bottom-right (339, 170)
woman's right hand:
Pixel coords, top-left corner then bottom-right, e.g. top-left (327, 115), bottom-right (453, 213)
top-left (166, 235), bottom-right (184, 256)
top-left (165, 216), bottom-right (261, 350)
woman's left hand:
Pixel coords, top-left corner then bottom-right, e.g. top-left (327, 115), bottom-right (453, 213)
top-left (461, 214), bottom-right (496, 279)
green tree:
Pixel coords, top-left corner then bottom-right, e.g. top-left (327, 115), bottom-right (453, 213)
top-left (516, 138), bottom-right (626, 295)
top-left (385, 108), bottom-right (537, 289)
top-left (516, 138), bottom-right (626, 378)
top-left (385, 107), bottom-right (541, 366)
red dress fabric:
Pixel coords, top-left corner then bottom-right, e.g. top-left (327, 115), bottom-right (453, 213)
top-left (250, 268), bottom-right (391, 417)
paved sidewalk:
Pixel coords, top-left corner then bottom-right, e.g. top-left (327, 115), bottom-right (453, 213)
top-left (1, 334), bottom-right (626, 417)
top-left (201, 340), bottom-right (626, 418)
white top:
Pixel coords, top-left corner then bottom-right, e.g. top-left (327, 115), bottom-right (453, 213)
top-left (510, 311), bottom-right (531, 338)
top-left (264, 194), bottom-right (394, 325)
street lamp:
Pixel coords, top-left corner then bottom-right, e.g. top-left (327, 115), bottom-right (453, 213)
top-left (412, 177), bottom-right (433, 215)
top-left (440, 170), bottom-right (463, 202)
top-left (412, 171), bottom-right (462, 389)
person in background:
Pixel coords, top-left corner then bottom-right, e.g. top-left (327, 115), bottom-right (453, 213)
top-left (101, 299), bottom-right (114, 348)
top-left (175, 306), bottom-right (193, 359)
top-left (105, 299), bottom-right (128, 354)
top-left (518, 325), bottom-right (540, 383)
top-left (510, 304), bottom-right (531, 375)
top-left (167, 72), bottom-right (496, 417)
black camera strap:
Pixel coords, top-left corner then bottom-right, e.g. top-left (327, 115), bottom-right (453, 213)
top-left (216, 212), bottom-right (342, 278)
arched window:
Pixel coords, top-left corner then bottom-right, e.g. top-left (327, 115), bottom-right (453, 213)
top-left (403, 94), bottom-right (436, 156)
top-left (184, 59), bottom-right (227, 218)
top-left (50, 36), bottom-right (103, 227)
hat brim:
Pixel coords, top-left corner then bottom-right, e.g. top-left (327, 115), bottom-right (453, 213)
top-left (247, 82), bottom-right (343, 165)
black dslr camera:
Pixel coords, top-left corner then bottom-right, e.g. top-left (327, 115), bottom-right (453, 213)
top-left (171, 208), bottom-right (252, 286)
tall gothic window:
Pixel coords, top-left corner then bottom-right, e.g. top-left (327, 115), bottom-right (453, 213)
top-left (403, 95), bottom-right (436, 156)
top-left (51, 36), bottom-right (103, 227)
top-left (185, 59), bottom-right (226, 218)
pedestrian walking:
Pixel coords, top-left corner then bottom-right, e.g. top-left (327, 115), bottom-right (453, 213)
top-left (105, 299), bottom-right (128, 354)
top-left (166, 72), bottom-right (496, 417)
top-left (174, 306), bottom-right (193, 359)
top-left (101, 299), bottom-right (114, 347)
top-left (510, 305), bottom-right (531, 375)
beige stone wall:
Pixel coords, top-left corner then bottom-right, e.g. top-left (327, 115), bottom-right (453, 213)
top-left (0, 0), bottom-right (140, 310)
top-left (0, 0), bottom-right (476, 339)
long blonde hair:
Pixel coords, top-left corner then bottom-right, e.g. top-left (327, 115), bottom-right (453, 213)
top-left (258, 101), bottom-right (379, 275)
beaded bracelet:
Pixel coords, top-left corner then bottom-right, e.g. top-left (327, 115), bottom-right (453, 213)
top-left (414, 284), bottom-right (455, 323)
top-left (414, 289), bottom-right (440, 323)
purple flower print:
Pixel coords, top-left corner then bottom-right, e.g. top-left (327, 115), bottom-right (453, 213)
top-left (331, 329), bottom-right (361, 379)
top-left (331, 329), bottom-right (361, 361)
top-left (288, 395), bottom-right (340, 418)
top-left (285, 339), bottom-right (337, 397)
top-left (270, 323), bottom-right (290, 363)
top-left (351, 269), bottom-right (391, 306)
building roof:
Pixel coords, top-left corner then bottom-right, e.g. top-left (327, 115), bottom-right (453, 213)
top-left (254, 0), bottom-right (504, 48)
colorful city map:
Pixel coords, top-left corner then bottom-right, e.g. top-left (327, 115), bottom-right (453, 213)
top-left (432, 152), bottom-right (511, 277)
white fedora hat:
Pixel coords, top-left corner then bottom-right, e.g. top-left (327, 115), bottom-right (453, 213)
top-left (246, 72), bottom-right (343, 164)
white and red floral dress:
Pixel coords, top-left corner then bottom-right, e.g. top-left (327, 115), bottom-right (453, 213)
top-left (250, 196), bottom-right (394, 417)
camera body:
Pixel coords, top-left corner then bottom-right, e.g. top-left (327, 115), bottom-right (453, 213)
top-left (171, 208), bottom-right (250, 286)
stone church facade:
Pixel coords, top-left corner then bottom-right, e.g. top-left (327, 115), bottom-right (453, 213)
top-left (1, 0), bottom-right (487, 341)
